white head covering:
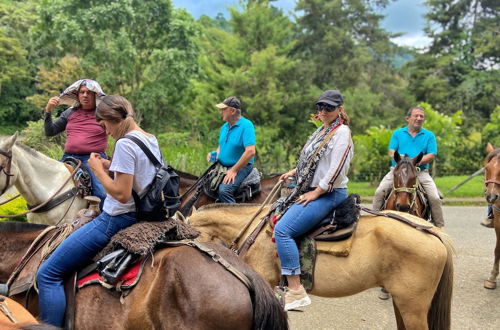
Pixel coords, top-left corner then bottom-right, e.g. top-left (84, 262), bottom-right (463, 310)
top-left (58, 79), bottom-right (106, 108)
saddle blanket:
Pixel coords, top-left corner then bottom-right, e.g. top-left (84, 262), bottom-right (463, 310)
top-left (77, 258), bottom-right (145, 291)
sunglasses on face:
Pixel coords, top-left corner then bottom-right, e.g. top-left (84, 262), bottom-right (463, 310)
top-left (316, 103), bottom-right (338, 112)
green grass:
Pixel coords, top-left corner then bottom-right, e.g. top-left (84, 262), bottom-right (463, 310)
top-left (349, 175), bottom-right (485, 198)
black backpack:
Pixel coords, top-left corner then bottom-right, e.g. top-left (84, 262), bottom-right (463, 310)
top-left (124, 135), bottom-right (180, 222)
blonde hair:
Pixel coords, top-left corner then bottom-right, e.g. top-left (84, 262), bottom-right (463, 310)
top-left (338, 105), bottom-right (350, 125)
top-left (96, 95), bottom-right (137, 139)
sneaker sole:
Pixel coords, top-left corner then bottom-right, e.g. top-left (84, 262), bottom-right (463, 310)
top-left (285, 296), bottom-right (311, 311)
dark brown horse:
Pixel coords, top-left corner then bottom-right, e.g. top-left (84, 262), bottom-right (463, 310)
top-left (385, 151), bottom-right (428, 219)
top-left (484, 143), bottom-right (500, 289)
top-left (176, 168), bottom-right (283, 216)
top-left (0, 221), bottom-right (288, 330)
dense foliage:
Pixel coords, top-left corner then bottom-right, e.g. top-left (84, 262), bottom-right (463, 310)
top-left (0, 0), bottom-right (497, 178)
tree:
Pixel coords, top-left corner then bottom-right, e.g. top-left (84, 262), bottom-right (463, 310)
top-left (33, 0), bottom-right (200, 131)
top-left (407, 0), bottom-right (499, 121)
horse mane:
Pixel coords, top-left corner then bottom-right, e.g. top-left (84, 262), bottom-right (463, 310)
top-left (485, 148), bottom-right (500, 164)
top-left (16, 142), bottom-right (50, 161)
top-left (395, 156), bottom-right (413, 168)
top-left (172, 168), bottom-right (199, 180)
top-left (0, 221), bottom-right (48, 232)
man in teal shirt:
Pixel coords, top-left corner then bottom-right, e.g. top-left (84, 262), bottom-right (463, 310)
top-left (207, 96), bottom-right (256, 203)
top-left (372, 106), bottom-right (444, 227)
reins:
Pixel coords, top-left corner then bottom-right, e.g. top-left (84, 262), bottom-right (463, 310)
top-left (0, 149), bottom-right (14, 196)
top-left (392, 163), bottom-right (420, 214)
top-left (0, 160), bottom-right (83, 218)
top-left (229, 179), bottom-right (283, 254)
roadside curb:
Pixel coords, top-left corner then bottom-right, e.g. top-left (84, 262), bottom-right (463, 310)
top-left (360, 196), bottom-right (487, 206)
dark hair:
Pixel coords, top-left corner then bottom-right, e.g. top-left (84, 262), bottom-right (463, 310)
top-left (96, 95), bottom-right (136, 138)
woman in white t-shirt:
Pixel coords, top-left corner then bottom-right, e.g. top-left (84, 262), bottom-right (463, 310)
top-left (36, 95), bottom-right (161, 327)
top-left (274, 90), bottom-right (354, 311)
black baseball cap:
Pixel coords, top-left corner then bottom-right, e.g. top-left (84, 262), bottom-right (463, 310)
top-left (316, 90), bottom-right (344, 107)
top-left (215, 96), bottom-right (241, 110)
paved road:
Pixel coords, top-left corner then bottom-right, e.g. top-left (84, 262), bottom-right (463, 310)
top-left (288, 206), bottom-right (499, 330)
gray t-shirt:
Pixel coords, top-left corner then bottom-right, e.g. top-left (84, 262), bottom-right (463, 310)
top-left (103, 130), bottom-right (162, 216)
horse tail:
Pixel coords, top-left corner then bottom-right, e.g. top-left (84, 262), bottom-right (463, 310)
top-left (427, 232), bottom-right (454, 330)
top-left (243, 268), bottom-right (289, 330)
top-left (208, 243), bottom-right (288, 330)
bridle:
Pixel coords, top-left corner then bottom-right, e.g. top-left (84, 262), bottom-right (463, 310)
top-left (0, 149), bottom-right (14, 196)
top-left (392, 164), bottom-right (420, 214)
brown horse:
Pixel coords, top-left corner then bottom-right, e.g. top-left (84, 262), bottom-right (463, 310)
top-left (188, 204), bottom-right (454, 330)
top-left (0, 221), bottom-right (288, 330)
top-left (484, 143), bottom-right (500, 289)
top-left (385, 151), bottom-right (428, 219)
top-left (176, 168), bottom-right (282, 216)
top-left (0, 295), bottom-right (57, 330)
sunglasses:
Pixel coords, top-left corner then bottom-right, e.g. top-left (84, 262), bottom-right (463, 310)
top-left (316, 103), bottom-right (338, 112)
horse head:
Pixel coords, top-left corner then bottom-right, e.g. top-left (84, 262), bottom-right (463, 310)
top-left (392, 151), bottom-right (423, 212)
top-left (484, 143), bottom-right (500, 205)
top-left (0, 133), bottom-right (19, 195)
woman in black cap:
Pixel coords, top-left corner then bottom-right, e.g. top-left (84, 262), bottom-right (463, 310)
top-left (274, 90), bottom-right (353, 310)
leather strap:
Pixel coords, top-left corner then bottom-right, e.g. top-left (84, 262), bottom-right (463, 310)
top-left (360, 207), bottom-right (442, 242)
top-left (161, 240), bottom-right (252, 289)
top-left (27, 187), bottom-right (78, 213)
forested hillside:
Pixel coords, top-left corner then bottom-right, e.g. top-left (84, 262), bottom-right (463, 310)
top-left (1, 0), bottom-right (498, 179)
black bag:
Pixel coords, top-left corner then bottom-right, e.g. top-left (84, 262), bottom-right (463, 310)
top-left (124, 135), bottom-right (180, 221)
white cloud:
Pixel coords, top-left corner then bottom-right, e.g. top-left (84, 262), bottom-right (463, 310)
top-left (391, 34), bottom-right (432, 49)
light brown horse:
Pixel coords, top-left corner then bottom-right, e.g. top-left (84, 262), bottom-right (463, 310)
top-left (0, 295), bottom-right (57, 330)
top-left (0, 221), bottom-right (288, 330)
top-left (188, 204), bottom-right (454, 330)
top-left (386, 151), bottom-right (428, 219)
top-left (177, 168), bottom-right (282, 216)
top-left (484, 143), bottom-right (500, 289)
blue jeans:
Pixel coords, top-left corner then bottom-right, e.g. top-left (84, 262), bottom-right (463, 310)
top-left (62, 152), bottom-right (107, 209)
top-left (218, 164), bottom-right (253, 203)
top-left (274, 188), bottom-right (347, 275)
top-left (37, 211), bottom-right (136, 327)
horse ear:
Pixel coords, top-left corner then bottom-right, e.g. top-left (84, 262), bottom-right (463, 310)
top-left (486, 143), bottom-right (495, 154)
top-left (5, 132), bottom-right (18, 150)
top-left (394, 150), bottom-right (401, 163)
top-left (414, 152), bottom-right (424, 165)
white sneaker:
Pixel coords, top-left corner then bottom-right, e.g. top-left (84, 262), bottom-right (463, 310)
top-left (284, 286), bottom-right (311, 311)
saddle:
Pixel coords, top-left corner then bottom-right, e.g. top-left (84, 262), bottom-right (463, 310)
top-left (203, 166), bottom-right (262, 202)
top-left (62, 156), bottom-right (92, 198)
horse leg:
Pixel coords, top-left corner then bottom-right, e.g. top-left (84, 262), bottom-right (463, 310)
top-left (392, 300), bottom-right (406, 330)
top-left (484, 223), bottom-right (499, 289)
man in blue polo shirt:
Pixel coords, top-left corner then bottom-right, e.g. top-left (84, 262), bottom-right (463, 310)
top-left (372, 106), bottom-right (444, 228)
top-left (207, 96), bottom-right (256, 203)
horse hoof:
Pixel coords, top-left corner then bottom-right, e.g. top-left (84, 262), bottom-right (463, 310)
top-left (484, 280), bottom-right (497, 289)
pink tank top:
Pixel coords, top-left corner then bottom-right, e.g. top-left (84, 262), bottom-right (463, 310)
top-left (65, 108), bottom-right (107, 154)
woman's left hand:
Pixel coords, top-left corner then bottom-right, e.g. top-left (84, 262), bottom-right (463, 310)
top-left (296, 189), bottom-right (323, 206)
top-left (88, 153), bottom-right (104, 174)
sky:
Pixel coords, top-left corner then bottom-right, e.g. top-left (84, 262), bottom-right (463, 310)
top-left (171, 0), bottom-right (431, 48)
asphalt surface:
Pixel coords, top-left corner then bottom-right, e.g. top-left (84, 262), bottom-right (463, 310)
top-left (288, 206), bottom-right (499, 330)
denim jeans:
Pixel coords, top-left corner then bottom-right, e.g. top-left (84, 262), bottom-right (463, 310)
top-left (274, 188), bottom-right (347, 275)
top-left (218, 164), bottom-right (253, 203)
top-left (37, 211), bottom-right (136, 327)
top-left (62, 152), bottom-right (107, 209)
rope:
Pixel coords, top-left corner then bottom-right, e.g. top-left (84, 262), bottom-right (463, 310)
top-left (0, 160), bottom-right (82, 218)
top-left (229, 179), bottom-right (283, 251)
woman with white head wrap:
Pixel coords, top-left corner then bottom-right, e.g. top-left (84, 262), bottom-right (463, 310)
top-left (44, 79), bottom-right (108, 207)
